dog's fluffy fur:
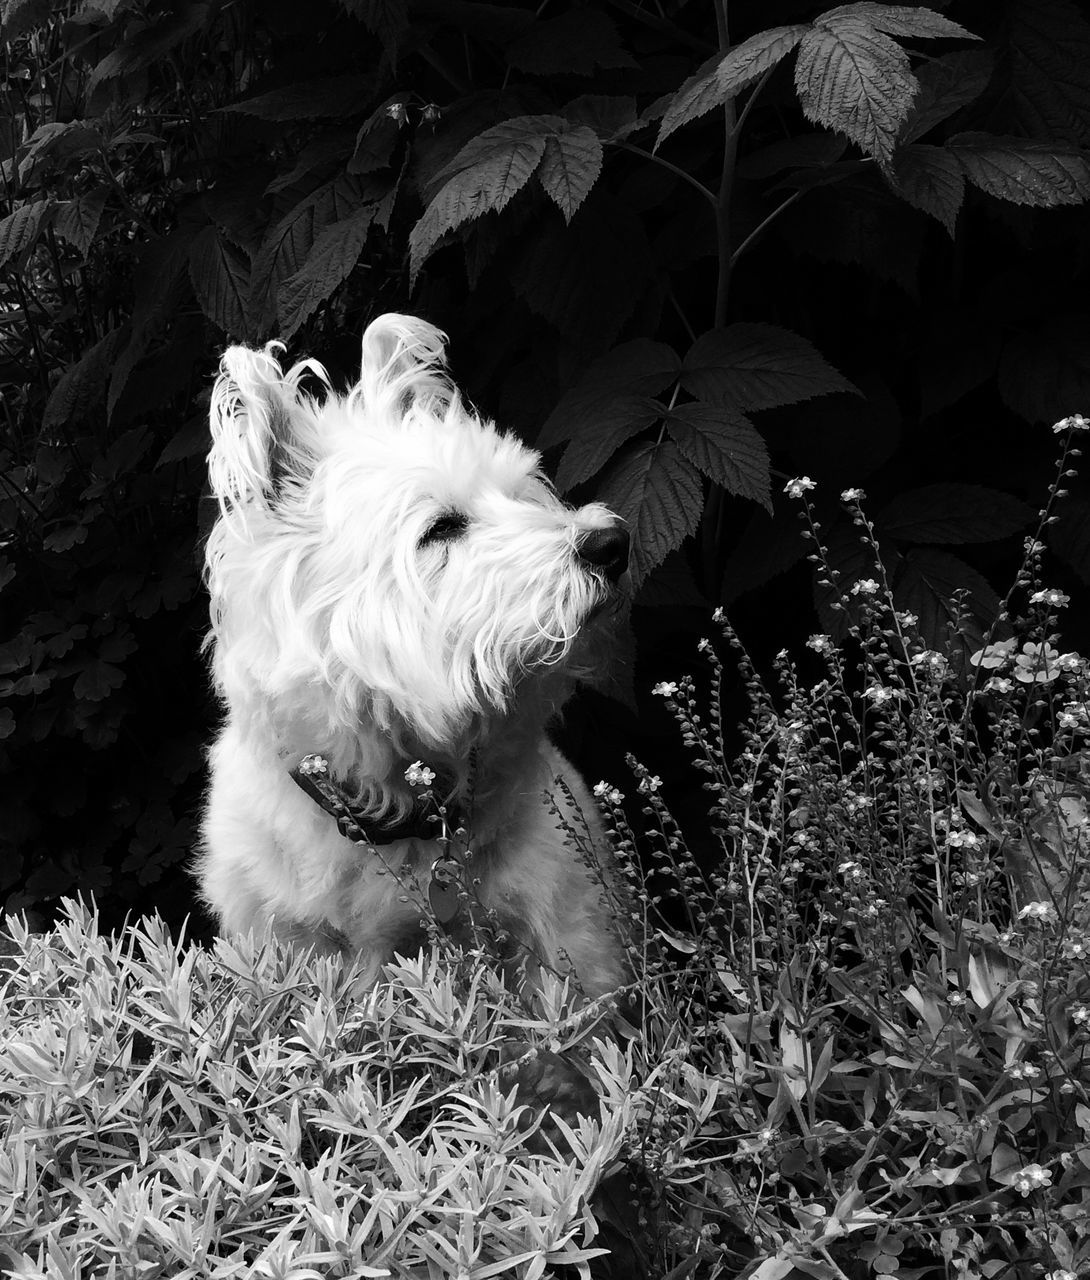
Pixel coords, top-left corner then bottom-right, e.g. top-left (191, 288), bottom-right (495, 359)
top-left (197, 314), bottom-right (630, 997)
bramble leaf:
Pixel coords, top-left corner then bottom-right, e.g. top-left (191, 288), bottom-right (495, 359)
top-left (597, 442), bottom-right (704, 586)
top-left (892, 144), bottom-right (965, 234)
top-left (902, 50), bottom-right (994, 143)
top-left (43, 327), bottom-right (128, 432)
top-left (665, 402), bottom-right (771, 511)
top-left (946, 132), bottom-right (1090, 206)
top-left (539, 340), bottom-right (680, 447)
top-left (537, 126), bottom-right (603, 222)
top-left (795, 16), bottom-right (917, 166)
top-left (554, 395), bottom-right (662, 492)
top-left (277, 206), bottom-right (375, 339)
top-left (188, 227), bottom-right (250, 338)
top-left (221, 75), bottom-right (373, 121)
top-left (893, 547), bottom-right (1001, 655)
top-left (52, 190), bottom-right (109, 258)
top-left (0, 199), bottom-right (55, 267)
top-left (656, 25), bottom-right (809, 147)
top-left (1003, 0), bottom-right (1090, 145)
top-left (681, 324), bottom-right (857, 412)
top-left (833, 3), bottom-right (977, 41)
top-left (876, 484), bottom-right (1034, 544)
top-left (410, 116), bottom-right (561, 280)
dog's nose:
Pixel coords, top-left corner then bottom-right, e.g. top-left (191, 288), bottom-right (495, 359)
top-left (576, 525), bottom-right (630, 583)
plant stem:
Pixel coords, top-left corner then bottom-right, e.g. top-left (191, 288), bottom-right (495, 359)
top-left (713, 0), bottom-right (737, 329)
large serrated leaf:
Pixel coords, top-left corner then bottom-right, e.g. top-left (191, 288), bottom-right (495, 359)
top-left (537, 126), bottom-right (602, 222)
top-left (597, 442), bottom-right (704, 586)
top-left (795, 17), bottom-right (917, 166)
top-left (1005, 0), bottom-right (1090, 147)
top-left (0, 199), bottom-right (54, 268)
top-left (42, 327), bottom-right (129, 432)
top-left (893, 547), bottom-right (1000, 656)
top-left (876, 484), bottom-right (1034, 545)
top-left (539, 340), bottom-right (680, 447)
top-left (681, 323), bottom-right (857, 412)
top-left (656, 25), bottom-right (809, 148)
top-left (410, 117), bottom-right (558, 280)
top-left (555, 395), bottom-right (661, 493)
top-left (892, 144), bottom-right (964, 234)
top-left (827, 3), bottom-right (978, 41)
top-left (998, 317), bottom-right (1090, 424)
top-left (947, 132), bottom-right (1090, 206)
top-left (665, 402), bottom-right (771, 511)
top-left (221, 75), bottom-right (373, 122)
top-left (277, 206), bottom-right (375, 340)
top-left (902, 50), bottom-right (994, 144)
top-left (188, 227), bottom-right (250, 338)
top-left (52, 190), bottom-right (108, 257)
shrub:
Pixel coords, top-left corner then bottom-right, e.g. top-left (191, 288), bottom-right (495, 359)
top-left (4, 421), bottom-right (1090, 1279)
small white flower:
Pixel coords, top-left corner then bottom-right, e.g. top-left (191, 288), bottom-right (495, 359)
top-left (1011, 1163), bottom-right (1052, 1195)
top-left (297, 754), bottom-right (329, 777)
top-left (806, 634), bottom-right (834, 655)
top-left (697, 638), bottom-right (711, 653)
top-left (840, 487), bottom-right (865, 502)
top-left (896, 610), bottom-right (918, 627)
top-left (850, 578), bottom-right (880, 596)
top-left (712, 606), bottom-right (725, 623)
top-left (947, 991), bottom-right (966, 1007)
top-left (985, 677), bottom-right (1014, 694)
top-left (784, 476), bottom-right (816, 498)
top-left (1072, 1004), bottom-right (1090, 1025)
top-left (1018, 900), bottom-right (1058, 923)
top-left (638, 775), bottom-right (662, 794)
top-left (946, 830), bottom-right (981, 849)
top-left (652, 681), bottom-right (678, 697)
top-left (1008, 1061), bottom-right (1041, 1081)
top-left (1044, 1270), bottom-right (1077, 1280)
top-left (404, 761), bottom-right (436, 788)
top-left (1053, 414), bottom-right (1090, 433)
top-left (970, 638), bottom-right (1018, 669)
top-left (385, 101), bottom-right (408, 124)
top-left (864, 684), bottom-right (894, 705)
top-left (1030, 588), bottom-right (1071, 607)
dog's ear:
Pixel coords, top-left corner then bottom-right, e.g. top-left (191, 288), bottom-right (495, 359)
top-left (357, 314), bottom-right (455, 416)
top-left (208, 342), bottom-right (322, 511)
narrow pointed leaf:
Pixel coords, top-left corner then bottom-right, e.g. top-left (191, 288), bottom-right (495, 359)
top-left (189, 226), bottom-right (250, 338)
top-left (657, 25), bottom-right (809, 147)
top-left (597, 442), bottom-right (704, 586)
top-left (0, 199), bottom-right (55, 267)
top-left (947, 132), bottom-right (1090, 206)
top-left (539, 340), bottom-right (680, 447)
top-left (52, 189), bottom-right (108, 257)
top-left (682, 324), bottom-right (858, 412)
top-left (665, 402), bottom-right (771, 511)
top-left (829, 4), bottom-right (978, 41)
top-left (892, 144), bottom-right (965, 234)
top-left (537, 125), bottom-right (602, 221)
top-left (277, 206), bottom-right (375, 339)
top-left (555, 395), bottom-right (661, 492)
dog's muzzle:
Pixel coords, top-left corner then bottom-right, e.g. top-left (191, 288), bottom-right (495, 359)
top-left (575, 525), bottom-right (630, 584)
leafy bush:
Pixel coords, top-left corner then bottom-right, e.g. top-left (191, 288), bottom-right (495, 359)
top-left (5, 422), bottom-right (1090, 1278)
top-left (5, 0), bottom-right (1090, 920)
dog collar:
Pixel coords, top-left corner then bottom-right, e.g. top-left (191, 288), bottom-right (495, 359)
top-left (289, 754), bottom-right (467, 926)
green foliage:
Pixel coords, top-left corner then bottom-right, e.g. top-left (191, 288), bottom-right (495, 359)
top-left (4, 0), bottom-right (1090, 918)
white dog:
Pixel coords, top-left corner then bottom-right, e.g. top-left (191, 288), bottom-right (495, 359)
top-left (197, 314), bottom-right (631, 998)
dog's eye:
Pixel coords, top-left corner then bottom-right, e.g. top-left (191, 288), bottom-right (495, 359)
top-left (419, 512), bottom-right (468, 547)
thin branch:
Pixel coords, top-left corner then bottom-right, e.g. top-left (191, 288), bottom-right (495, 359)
top-left (613, 141), bottom-right (718, 208)
top-left (729, 187), bottom-right (805, 265)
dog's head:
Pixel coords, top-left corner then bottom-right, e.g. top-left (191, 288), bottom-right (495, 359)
top-left (203, 314), bottom-right (628, 774)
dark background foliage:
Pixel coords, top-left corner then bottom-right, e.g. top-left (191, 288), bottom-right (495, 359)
top-left (3, 0), bottom-right (1090, 933)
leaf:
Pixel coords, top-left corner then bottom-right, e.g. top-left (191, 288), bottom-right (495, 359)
top-left (277, 206), bottom-right (375, 339)
top-left (876, 484), bottom-right (1034, 544)
top-left (795, 16), bottom-right (918, 166)
top-left (43, 327), bottom-right (128, 432)
top-left (505, 10), bottom-right (636, 76)
top-left (681, 324), bottom-right (858, 412)
top-left (338, 0), bottom-right (408, 57)
top-left (561, 94), bottom-right (637, 142)
top-left (537, 126), bottom-right (603, 222)
top-left (892, 548), bottom-right (1001, 654)
top-left (0, 0), bottom-right (51, 40)
top-left (555, 395), bottom-right (662, 492)
top-left (597, 442), bottom-right (704, 587)
top-left (1004, 0), bottom-right (1090, 146)
top-left (0, 199), bottom-right (55, 268)
top-left (73, 660), bottom-right (125, 702)
top-left (738, 130), bottom-right (847, 179)
top-left (188, 227), bottom-right (250, 338)
top-left (221, 74), bottom-right (374, 121)
top-left (998, 316), bottom-right (1090, 424)
top-left (52, 189), bottom-right (109, 257)
top-left (902, 49), bottom-right (994, 143)
top-left (657, 26), bottom-right (809, 148)
top-left (87, 4), bottom-right (210, 92)
top-left (947, 131), bottom-right (1090, 206)
top-left (665, 402), bottom-right (771, 511)
top-left (891, 144), bottom-right (964, 234)
top-left (18, 121), bottom-right (102, 184)
top-left (832, 3), bottom-right (978, 41)
top-left (410, 117), bottom-right (559, 281)
top-left (539, 340), bottom-right (681, 447)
